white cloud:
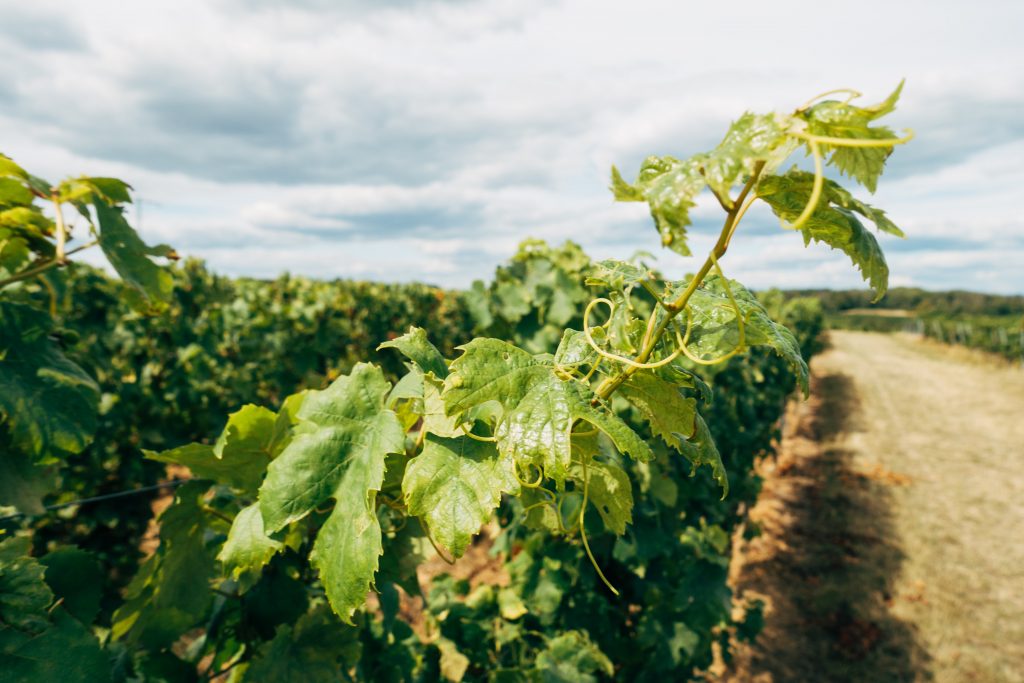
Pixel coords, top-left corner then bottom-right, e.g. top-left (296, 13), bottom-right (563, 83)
top-left (1, 0), bottom-right (1023, 292)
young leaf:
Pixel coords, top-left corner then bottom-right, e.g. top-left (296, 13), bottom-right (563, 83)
top-left (378, 326), bottom-right (449, 379)
top-left (700, 111), bottom-right (793, 200)
top-left (403, 434), bottom-right (519, 558)
top-left (756, 170), bottom-right (894, 300)
top-left (585, 259), bottom-right (656, 291)
top-left (798, 81), bottom-right (904, 192)
top-left (610, 155), bottom-right (704, 256)
top-left (258, 363), bottom-right (404, 623)
top-left (552, 329), bottom-right (597, 368)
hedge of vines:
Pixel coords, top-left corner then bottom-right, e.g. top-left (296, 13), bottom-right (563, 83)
top-left (1, 82), bottom-right (909, 682)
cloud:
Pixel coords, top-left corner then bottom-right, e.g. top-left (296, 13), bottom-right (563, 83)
top-left (1, 0), bottom-right (1023, 293)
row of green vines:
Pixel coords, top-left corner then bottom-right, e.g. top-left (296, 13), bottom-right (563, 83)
top-left (0, 83), bottom-right (909, 681)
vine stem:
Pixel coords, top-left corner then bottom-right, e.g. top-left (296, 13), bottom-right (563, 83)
top-left (592, 160), bottom-right (766, 402)
top-left (53, 194), bottom-right (68, 264)
top-left (0, 239), bottom-right (98, 289)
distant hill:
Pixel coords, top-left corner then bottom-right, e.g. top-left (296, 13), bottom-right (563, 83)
top-left (780, 287), bottom-right (1024, 317)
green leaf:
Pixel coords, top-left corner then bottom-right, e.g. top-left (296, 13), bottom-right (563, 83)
top-left (245, 606), bottom-right (362, 683)
top-left (552, 329), bottom-right (596, 368)
top-left (757, 170), bottom-right (894, 300)
top-left (585, 258), bottom-right (656, 291)
top-left (146, 404), bottom-right (276, 494)
top-left (571, 458), bottom-right (633, 535)
top-left (464, 280), bottom-right (494, 330)
top-left (680, 274), bottom-right (809, 394)
top-left (378, 326), bottom-right (448, 379)
top-left (701, 111), bottom-right (793, 201)
top-left (39, 548), bottom-right (103, 625)
top-left (0, 449), bottom-right (57, 515)
top-left (258, 363), bottom-right (405, 623)
top-left (0, 302), bottom-right (100, 462)
top-left (799, 81), bottom-right (904, 192)
top-left (93, 198), bottom-right (174, 311)
top-left (534, 630), bottom-right (614, 682)
top-left (619, 371), bottom-right (698, 449)
top-left (0, 178), bottom-right (33, 207)
top-left (81, 177), bottom-right (133, 204)
top-left (0, 609), bottom-right (111, 683)
top-left (111, 481), bottom-right (216, 648)
top-left (437, 637), bottom-right (470, 682)
top-left (444, 339), bottom-right (651, 486)
top-left (218, 503), bottom-right (284, 582)
top-left (0, 154), bottom-right (29, 181)
top-left (675, 413), bottom-right (728, 496)
top-left (403, 434), bottom-right (519, 558)
top-left (610, 155), bottom-right (705, 256)
top-left (0, 537), bottom-right (53, 633)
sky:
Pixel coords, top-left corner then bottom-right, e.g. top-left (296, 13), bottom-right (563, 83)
top-left (1, 0), bottom-right (1023, 293)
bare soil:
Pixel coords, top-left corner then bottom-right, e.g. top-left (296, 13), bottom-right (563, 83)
top-left (725, 331), bottom-right (1024, 683)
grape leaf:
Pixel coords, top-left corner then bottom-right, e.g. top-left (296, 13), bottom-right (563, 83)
top-left (799, 81), bottom-right (904, 192)
top-left (0, 537), bottom-right (52, 633)
top-left (146, 404), bottom-right (277, 494)
top-left (258, 363), bottom-right (404, 623)
top-left (0, 302), bottom-right (99, 463)
top-left (610, 156), bottom-right (704, 256)
top-left (111, 481), bottom-right (216, 648)
top-left (552, 329), bottom-right (596, 368)
top-left (218, 503), bottom-right (284, 583)
top-left (700, 111), bottom-right (793, 201)
top-left (0, 609), bottom-right (110, 683)
top-left (378, 326), bottom-right (449, 379)
top-left (585, 259), bottom-right (656, 291)
top-left (0, 448), bottom-right (57, 515)
top-left (246, 606), bottom-right (362, 683)
top-left (674, 413), bottom-right (728, 496)
top-left (444, 339), bottom-right (652, 486)
top-left (403, 434), bottom-right (519, 558)
top-left (0, 178), bottom-right (33, 206)
top-left (571, 458), bottom-right (633, 535)
top-left (39, 548), bottom-right (103, 625)
top-left (93, 198), bottom-right (175, 312)
top-left (679, 275), bottom-right (809, 395)
top-left (534, 630), bottom-right (614, 682)
top-left (757, 170), bottom-right (894, 300)
top-left (619, 371), bottom-right (698, 449)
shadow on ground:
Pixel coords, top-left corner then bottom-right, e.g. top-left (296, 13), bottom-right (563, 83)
top-left (726, 372), bottom-right (932, 682)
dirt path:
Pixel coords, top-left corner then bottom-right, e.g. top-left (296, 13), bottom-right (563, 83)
top-left (726, 331), bottom-right (1024, 683)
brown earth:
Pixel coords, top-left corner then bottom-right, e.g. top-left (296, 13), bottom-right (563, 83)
top-left (725, 331), bottom-right (1024, 683)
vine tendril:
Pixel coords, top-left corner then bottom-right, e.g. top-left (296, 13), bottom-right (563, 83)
top-left (583, 298), bottom-right (682, 370)
top-left (578, 456), bottom-right (619, 595)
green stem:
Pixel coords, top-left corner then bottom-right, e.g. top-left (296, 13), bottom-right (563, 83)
top-left (52, 194), bottom-right (67, 264)
top-left (593, 161), bottom-right (765, 402)
top-left (0, 240), bottom-right (98, 289)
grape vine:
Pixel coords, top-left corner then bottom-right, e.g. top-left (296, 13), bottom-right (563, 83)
top-left (0, 84), bottom-right (910, 681)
